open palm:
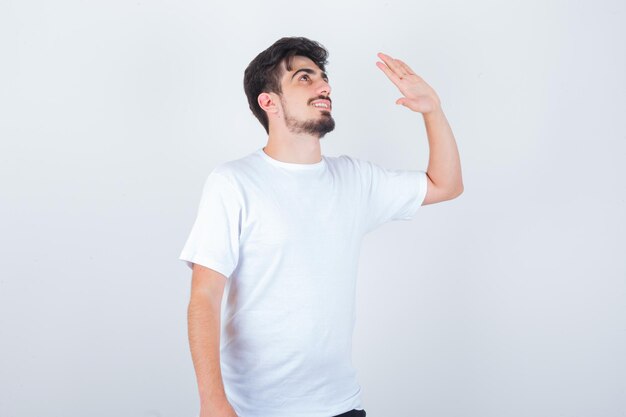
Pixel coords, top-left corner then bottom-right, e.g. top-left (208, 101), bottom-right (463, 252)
top-left (376, 52), bottom-right (441, 114)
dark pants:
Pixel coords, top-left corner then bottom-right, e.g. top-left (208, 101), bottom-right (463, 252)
top-left (332, 409), bottom-right (366, 417)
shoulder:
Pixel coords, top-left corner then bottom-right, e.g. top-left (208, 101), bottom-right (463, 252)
top-left (210, 151), bottom-right (259, 184)
top-left (324, 153), bottom-right (370, 173)
top-left (328, 154), bottom-right (386, 180)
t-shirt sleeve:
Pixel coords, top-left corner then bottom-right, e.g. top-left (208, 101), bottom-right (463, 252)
top-left (357, 158), bottom-right (428, 233)
top-left (178, 171), bottom-right (242, 278)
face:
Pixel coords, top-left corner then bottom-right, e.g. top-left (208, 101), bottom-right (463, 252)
top-left (276, 55), bottom-right (335, 138)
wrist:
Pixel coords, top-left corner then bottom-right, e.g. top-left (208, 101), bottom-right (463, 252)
top-left (201, 398), bottom-right (232, 413)
top-left (423, 105), bottom-right (444, 119)
top-left (200, 390), bottom-right (229, 409)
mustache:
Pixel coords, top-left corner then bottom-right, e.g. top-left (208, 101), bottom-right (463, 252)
top-left (308, 95), bottom-right (332, 105)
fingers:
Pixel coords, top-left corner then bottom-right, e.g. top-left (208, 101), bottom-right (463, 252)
top-left (377, 52), bottom-right (413, 78)
top-left (376, 59), bottom-right (401, 84)
top-left (377, 52), bottom-right (403, 80)
top-left (396, 59), bottom-right (415, 76)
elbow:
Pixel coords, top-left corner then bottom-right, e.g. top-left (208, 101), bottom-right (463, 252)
top-left (450, 183), bottom-right (464, 199)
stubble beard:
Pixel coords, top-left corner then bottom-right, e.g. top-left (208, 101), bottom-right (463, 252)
top-left (281, 97), bottom-right (336, 139)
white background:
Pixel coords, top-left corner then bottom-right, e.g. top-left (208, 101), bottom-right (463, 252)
top-left (1, 1), bottom-right (625, 416)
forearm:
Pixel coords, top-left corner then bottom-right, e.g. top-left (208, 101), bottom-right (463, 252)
top-left (423, 107), bottom-right (464, 195)
top-left (188, 295), bottom-right (229, 410)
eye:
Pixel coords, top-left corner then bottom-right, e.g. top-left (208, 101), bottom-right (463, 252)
top-left (299, 74), bottom-right (310, 81)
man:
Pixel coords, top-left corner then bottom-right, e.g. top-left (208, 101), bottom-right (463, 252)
top-left (180, 37), bottom-right (463, 417)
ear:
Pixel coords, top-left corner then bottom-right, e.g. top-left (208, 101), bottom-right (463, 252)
top-left (258, 92), bottom-right (280, 115)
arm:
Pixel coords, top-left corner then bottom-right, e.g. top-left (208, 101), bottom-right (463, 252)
top-left (188, 263), bottom-right (238, 417)
top-left (376, 52), bottom-right (464, 204)
top-left (422, 108), bottom-right (464, 204)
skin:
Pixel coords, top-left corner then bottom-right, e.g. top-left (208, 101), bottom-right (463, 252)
top-left (189, 266), bottom-right (237, 417)
top-left (192, 51), bottom-right (465, 417)
top-left (375, 52), bottom-right (464, 203)
top-left (258, 55), bottom-right (333, 165)
top-left (260, 52), bottom-right (463, 204)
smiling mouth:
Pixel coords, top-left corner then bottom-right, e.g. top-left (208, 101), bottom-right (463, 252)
top-left (311, 99), bottom-right (332, 111)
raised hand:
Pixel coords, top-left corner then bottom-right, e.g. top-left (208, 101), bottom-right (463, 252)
top-left (376, 52), bottom-right (441, 114)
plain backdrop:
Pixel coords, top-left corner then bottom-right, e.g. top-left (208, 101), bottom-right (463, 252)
top-left (1, 1), bottom-right (625, 416)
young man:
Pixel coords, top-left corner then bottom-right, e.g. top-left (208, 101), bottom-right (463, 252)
top-left (180, 37), bottom-right (463, 417)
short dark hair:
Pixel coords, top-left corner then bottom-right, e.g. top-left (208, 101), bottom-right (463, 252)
top-left (243, 37), bottom-right (329, 134)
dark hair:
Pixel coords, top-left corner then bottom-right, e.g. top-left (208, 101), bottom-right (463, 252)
top-left (243, 37), bottom-right (329, 134)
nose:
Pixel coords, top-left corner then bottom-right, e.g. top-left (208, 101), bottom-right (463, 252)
top-left (317, 78), bottom-right (331, 96)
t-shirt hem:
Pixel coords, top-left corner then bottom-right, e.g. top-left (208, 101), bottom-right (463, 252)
top-left (230, 386), bottom-right (363, 417)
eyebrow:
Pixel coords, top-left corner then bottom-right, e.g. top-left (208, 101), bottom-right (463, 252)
top-left (291, 68), bottom-right (329, 81)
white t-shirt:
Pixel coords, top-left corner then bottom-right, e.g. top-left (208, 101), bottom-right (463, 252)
top-left (179, 147), bottom-right (428, 417)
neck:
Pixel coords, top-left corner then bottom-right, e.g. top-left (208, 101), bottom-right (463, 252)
top-left (264, 125), bottom-right (322, 164)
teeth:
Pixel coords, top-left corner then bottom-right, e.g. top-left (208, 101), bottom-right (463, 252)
top-left (313, 103), bottom-right (329, 108)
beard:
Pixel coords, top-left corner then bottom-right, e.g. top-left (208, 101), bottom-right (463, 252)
top-left (281, 97), bottom-right (336, 139)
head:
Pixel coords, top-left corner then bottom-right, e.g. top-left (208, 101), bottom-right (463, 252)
top-left (243, 37), bottom-right (334, 137)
